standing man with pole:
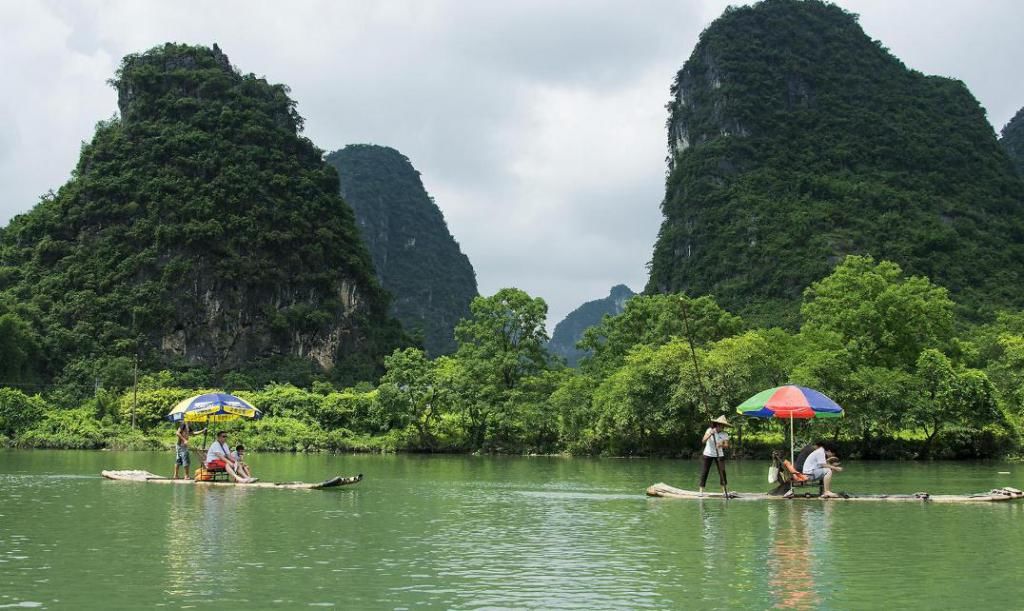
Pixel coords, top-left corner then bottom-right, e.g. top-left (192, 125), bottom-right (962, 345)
top-left (679, 297), bottom-right (732, 499)
top-left (172, 421), bottom-right (206, 480)
top-left (699, 416), bottom-right (731, 496)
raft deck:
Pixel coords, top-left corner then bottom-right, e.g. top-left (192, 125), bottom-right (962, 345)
top-left (646, 482), bottom-right (1024, 503)
top-left (102, 470), bottom-right (362, 490)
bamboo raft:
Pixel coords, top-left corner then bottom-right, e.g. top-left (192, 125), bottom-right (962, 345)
top-left (646, 482), bottom-right (1024, 503)
top-left (102, 470), bottom-right (363, 490)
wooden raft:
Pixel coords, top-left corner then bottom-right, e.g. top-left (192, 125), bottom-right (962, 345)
top-left (646, 482), bottom-right (1024, 503)
top-left (102, 470), bottom-right (362, 490)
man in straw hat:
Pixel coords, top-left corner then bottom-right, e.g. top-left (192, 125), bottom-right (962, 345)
top-left (699, 415), bottom-right (731, 496)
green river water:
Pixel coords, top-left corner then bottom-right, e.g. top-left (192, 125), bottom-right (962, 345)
top-left (0, 450), bottom-right (1021, 609)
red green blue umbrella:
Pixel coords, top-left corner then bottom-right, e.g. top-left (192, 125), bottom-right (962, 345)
top-left (736, 385), bottom-right (843, 463)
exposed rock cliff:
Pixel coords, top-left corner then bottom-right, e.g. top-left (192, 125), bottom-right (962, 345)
top-left (0, 43), bottom-right (404, 385)
top-left (1001, 107), bottom-right (1024, 176)
top-left (548, 285), bottom-right (635, 367)
top-left (648, 0), bottom-right (1024, 325)
top-left (325, 145), bottom-right (477, 355)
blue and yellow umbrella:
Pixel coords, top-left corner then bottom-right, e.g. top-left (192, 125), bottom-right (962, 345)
top-left (166, 393), bottom-right (262, 424)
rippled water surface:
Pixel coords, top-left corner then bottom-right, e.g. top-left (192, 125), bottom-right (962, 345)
top-left (1, 451), bottom-right (1021, 609)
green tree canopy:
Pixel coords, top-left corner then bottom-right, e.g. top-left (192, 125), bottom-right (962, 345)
top-left (801, 256), bottom-right (954, 370)
top-left (453, 288), bottom-right (550, 448)
top-left (579, 294), bottom-right (742, 376)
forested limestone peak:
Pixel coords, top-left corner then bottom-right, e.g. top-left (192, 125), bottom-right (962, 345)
top-left (647, 0), bottom-right (1024, 326)
top-left (0, 43), bottom-right (405, 392)
top-left (548, 285), bottom-right (635, 367)
top-left (1001, 106), bottom-right (1024, 176)
top-left (325, 144), bottom-right (478, 356)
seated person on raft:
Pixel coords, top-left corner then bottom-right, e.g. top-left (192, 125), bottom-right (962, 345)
top-left (795, 440), bottom-right (842, 498)
top-left (204, 431), bottom-right (254, 483)
top-left (229, 444), bottom-right (254, 481)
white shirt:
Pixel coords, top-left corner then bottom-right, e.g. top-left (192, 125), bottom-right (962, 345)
top-left (205, 440), bottom-right (231, 464)
top-left (702, 429), bottom-right (729, 457)
top-left (802, 447), bottom-right (827, 475)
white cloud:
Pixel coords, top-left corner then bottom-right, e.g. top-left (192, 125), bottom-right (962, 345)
top-left (0, 1), bottom-right (115, 213)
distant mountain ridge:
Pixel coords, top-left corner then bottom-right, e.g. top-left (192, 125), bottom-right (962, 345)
top-left (326, 145), bottom-right (478, 355)
top-left (647, 0), bottom-right (1024, 325)
top-left (549, 285), bottom-right (635, 366)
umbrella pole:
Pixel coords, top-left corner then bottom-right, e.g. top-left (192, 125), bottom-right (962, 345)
top-left (790, 417), bottom-right (794, 465)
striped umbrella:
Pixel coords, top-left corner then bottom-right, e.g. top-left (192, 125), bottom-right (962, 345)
top-left (166, 393), bottom-right (262, 456)
top-left (166, 393), bottom-right (262, 423)
top-left (736, 385), bottom-right (843, 464)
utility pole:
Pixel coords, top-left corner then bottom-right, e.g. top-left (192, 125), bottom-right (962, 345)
top-left (131, 353), bottom-right (139, 430)
top-left (130, 312), bottom-right (139, 430)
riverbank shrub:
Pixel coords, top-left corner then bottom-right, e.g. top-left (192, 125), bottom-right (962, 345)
top-left (104, 427), bottom-right (167, 451)
top-left (18, 408), bottom-right (107, 449)
top-left (237, 416), bottom-right (326, 452)
top-left (118, 387), bottom-right (200, 431)
top-left (315, 389), bottom-right (377, 430)
top-left (0, 388), bottom-right (46, 437)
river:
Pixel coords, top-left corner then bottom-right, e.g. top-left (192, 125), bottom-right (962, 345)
top-left (0, 450), bottom-right (1020, 609)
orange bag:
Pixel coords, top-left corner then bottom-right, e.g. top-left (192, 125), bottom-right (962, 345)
top-left (194, 467), bottom-right (213, 481)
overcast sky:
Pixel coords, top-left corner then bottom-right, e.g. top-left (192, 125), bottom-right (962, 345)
top-left (1, 1), bottom-right (1022, 328)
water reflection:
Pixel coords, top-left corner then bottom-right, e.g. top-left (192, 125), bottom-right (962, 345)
top-left (698, 499), bottom-right (728, 575)
top-left (766, 503), bottom-right (833, 609)
top-left (403, 484), bottom-right (664, 609)
top-left (161, 486), bottom-right (255, 606)
top-left (162, 484), bottom-right (197, 597)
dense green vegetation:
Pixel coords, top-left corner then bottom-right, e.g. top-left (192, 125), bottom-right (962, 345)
top-left (3, 257), bottom-right (1021, 459)
top-left (548, 285), bottom-right (634, 367)
top-left (0, 44), bottom-right (405, 397)
top-left (325, 145), bottom-right (478, 356)
top-left (1001, 106), bottom-right (1024, 176)
top-left (647, 0), bottom-right (1024, 327)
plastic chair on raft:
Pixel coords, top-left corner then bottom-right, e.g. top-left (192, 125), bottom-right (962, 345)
top-left (769, 451), bottom-right (824, 496)
top-left (194, 453), bottom-right (231, 482)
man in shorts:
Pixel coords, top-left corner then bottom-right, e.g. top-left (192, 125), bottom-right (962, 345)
top-left (800, 440), bottom-right (843, 498)
top-left (172, 421), bottom-right (206, 479)
top-left (205, 431), bottom-right (254, 483)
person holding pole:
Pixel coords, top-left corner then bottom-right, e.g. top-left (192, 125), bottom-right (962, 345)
top-left (698, 415), bottom-right (731, 496)
top-left (172, 421), bottom-right (206, 480)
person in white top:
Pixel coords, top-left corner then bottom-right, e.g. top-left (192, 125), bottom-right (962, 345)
top-left (698, 415), bottom-right (731, 495)
top-left (800, 440), bottom-right (842, 498)
top-left (203, 431), bottom-right (254, 483)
